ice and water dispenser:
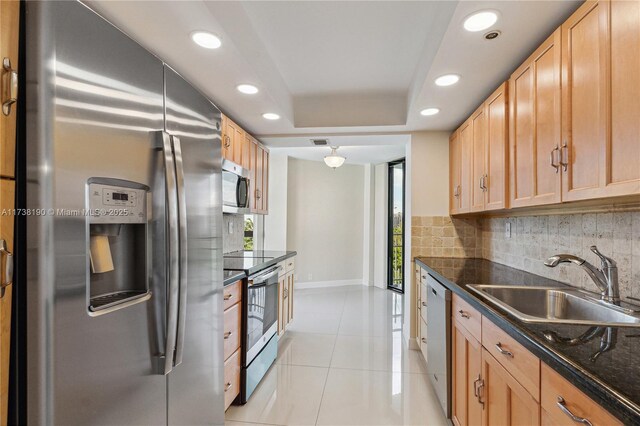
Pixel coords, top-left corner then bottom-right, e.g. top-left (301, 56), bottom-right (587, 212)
top-left (87, 178), bottom-right (151, 315)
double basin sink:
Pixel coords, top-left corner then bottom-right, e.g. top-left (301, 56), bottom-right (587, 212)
top-left (468, 285), bottom-right (640, 327)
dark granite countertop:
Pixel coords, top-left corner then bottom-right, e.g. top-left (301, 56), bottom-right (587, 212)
top-left (223, 250), bottom-right (297, 276)
top-left (415, 257), bottom-right (640, 425)
top-left (223, 270), bottom-right (246, 286)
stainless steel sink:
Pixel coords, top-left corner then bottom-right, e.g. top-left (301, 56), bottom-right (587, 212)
top-left (468, 285), bottom-right (640, 327)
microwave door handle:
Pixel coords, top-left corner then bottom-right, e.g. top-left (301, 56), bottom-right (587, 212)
top-left (171, 135), bottom-right (188, 367)
top-left (155, 131), bottom-right (180, 375)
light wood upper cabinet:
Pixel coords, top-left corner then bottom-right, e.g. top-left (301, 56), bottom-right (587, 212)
top-left (509, 29), bottom-right (562, 208)
top-left (449, 131), bottom-right (462, 215)
top-left (471, 107), bottom-right (486, 213)
top-left (0, 0), bottom-right (18, 179)
top-left (484, 83), bottom-right (509, 211)
top-left (601, 0), bottom-right (640, 197)
top-left (221, 114), bottom-right (269, 214)
top-left (561, 1), bottom-right (605, 201)
top-left (459, 119), bottom-right (473, 214)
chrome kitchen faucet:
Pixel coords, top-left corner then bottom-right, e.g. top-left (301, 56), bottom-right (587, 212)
top-left (544, 245), bottom-right (620, 305)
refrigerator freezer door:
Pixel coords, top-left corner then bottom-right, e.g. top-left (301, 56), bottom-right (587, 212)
top-left (164, 66), bottom-right (225, 425)
top-left (26, 2), bottom-right (168, 425)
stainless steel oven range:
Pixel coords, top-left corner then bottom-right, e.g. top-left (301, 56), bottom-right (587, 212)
top-left (241, 264), bottom-right (281, 402)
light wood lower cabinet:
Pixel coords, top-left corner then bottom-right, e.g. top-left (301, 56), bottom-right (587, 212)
top-left (278, 257), bottom-right (295, 336)
top-left (223, 280), bottom-right (242, 410)
top-left (481, 348), bottom-right (540, 425)
top-left (452, 294), bottom-right (621, 426)
top-left (452, 319), bottom-right (483, 426)
top-left (540, 364), bottom-right (621, 426)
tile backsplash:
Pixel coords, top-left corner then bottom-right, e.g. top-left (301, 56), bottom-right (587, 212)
top-left (411, 216), bottom-right (482, 259)
top-left (481, 211), bottom-right (640, 301)
top-left (223, 213), bottom-right (244, 254)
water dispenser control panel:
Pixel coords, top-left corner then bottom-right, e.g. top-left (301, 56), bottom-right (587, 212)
top-left (88, 181), bottom-right (148, 225)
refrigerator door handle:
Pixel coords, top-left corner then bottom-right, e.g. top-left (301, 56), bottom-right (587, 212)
top-left (171, 135), bottom-right (188, 367)
top-left (156, 131), bottom-right (180, 375)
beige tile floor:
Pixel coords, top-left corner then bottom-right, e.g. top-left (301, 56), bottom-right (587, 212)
top-left (225, 286), bottom-right (448, 426)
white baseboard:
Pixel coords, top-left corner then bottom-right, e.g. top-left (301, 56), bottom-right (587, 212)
top-left (295, 279), bottom-right (363, 289)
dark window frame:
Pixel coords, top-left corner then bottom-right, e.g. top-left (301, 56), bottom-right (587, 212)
top-left (387, 158), bottom-right (405, 293)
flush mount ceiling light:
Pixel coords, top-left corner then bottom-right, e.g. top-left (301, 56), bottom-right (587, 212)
top-left (262, 113), bottom-right (280, 120)
top-left (191, 31), bottom-right (222, 49)
top-left (435, 74), bottom-right (460, 87)
top-left (420, 108), bottom-right (440, 116)
top-left (463, 11), bottom-right (498, 32)
top-left (237, 84), bottom-right (259, 94)
top-left (324, 146), bottom-right (346, 169)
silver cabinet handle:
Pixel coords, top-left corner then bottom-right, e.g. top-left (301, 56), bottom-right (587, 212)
top-left (556, 397), bottom-right (593, 426)
top-left (223, 135), bottom-right (231, 148)
top-left (495, 342), bottom-right (514, 358)
top-left (0, 239), bottom-right (13, 298)
top-left (474, 376), bottom-right (485, 408)
top-left (560, 141), bottom-right (569, 172)
top-left (223, 293), bottom-right (233, 301)
top-left (422, 302), bottom-right (427, 307)
top-left (458, 310), bottom-right (470, 319)
top-left (421, 338), bottom-right (427, 343)
top-left (550, 144), bottom-right (560, 173)
top-left (156, 131), bottom-right (180, 375)
top-left (479, 176), bottom-right (484, 191)
top-left (2, 58), bottom-right (18, 116)
top-left (224, 331), bottom-right (232, 340)
top-left (224, 382), bottom-right (232, 392)
top-left (255, 189), bottom-right (261, 200)
top-left (172, 136), bottom-right (188, 368)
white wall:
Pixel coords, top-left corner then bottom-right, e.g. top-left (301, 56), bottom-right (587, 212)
top-left (404, 131), bottom-right (450, 344)
top-left (373, 163), bottom-right (388, 289)
top-left (287, 158), bottom-right (365, 286)
top-left (410, 131), bottom-right (450, 216)
top-left (264, 151), bottom-right (289, 250)
top-left (362, 165), bottom-right (375, 286)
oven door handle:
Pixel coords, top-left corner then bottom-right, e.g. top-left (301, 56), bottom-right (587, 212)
top-left (248, 266), bottom-right (282, 285)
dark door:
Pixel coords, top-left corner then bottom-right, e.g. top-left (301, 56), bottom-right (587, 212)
top-left (387, 159), bottom-right (405, 293)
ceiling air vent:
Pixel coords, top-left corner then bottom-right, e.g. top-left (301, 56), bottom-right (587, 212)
top-left (311, 138), bottom-right (329, 146)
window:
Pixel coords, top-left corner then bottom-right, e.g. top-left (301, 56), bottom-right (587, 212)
top-left (244, 215), bottom-right (254, 250)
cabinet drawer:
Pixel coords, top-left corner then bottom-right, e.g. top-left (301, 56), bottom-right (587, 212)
top-left (482, 317), bottom-right (540, 399)
top-left (278, 261), bottom-right (286, 277)
top-left (452, 293), bottom-right (481, 340)
top-left (223, 280), bottom-right (242, 311)
top-left (285, 256), bottom-right (295, 273)
top-left (224, 348), bottom-right (241, 410)
top-left (541, 363), bottom-right (621, 426)
top-left (223, 303), bottom-right (241, 360)
top-left (419, 317), bottom-right (428, 362)
top-left (419, 282), bottom-right (428, 324)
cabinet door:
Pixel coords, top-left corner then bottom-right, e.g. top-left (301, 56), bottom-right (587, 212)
top-left (0, 180), bottom-right (14, 423)
top-left (481, 348), bottom-right (540, 426)
top-left (242, 134), bottom-right (252, 170)
top-left (510, 29), bottom-right (562, 208)
top-left (449, 130), bottom-right (461, 214)
top-left (0, 0), bottom-right (19, 178)
top-left (254, 144), bottom-right (264, 213)
top-left (226, 118), bottom-right (244, 166)
top-left (262, 148), bottom-right (269, 214)
top-left (561, 1), bottom-right (606, 202)
top-left (471, 107), bottom-right (486, 212)
top-left (221, 114), bottom-right (231, 161)
top-left (452, 320), bottom-right (483, 426)
top-left (459, 120), bottom-right (473, 213)
top-left (287, 272), bottom-right (294, 325)
top-left (601, 0), bottom-right (640, 197)
top-left (485, 83), bottom-right (509, 211)
top-left (277, 274), bottom-right (286, 336)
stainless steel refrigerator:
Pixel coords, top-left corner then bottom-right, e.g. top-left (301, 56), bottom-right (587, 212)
top-left (25, 2), bottom-right (225, 424)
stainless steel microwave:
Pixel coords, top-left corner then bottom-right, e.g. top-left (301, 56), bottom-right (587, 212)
top-left (222, 159), bottom-right (250, 214)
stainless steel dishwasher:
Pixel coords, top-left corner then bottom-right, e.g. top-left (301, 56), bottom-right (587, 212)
top-left (426, 274), bottom-right (452, 418)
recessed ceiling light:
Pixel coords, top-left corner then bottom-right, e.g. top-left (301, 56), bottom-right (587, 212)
top-left (420, 108), bottom-right (440, 116)
top-left (262, 113), bottom-right (280, 120)
top-left (435, 74), bottom-right (460, 87)
top-left (190, 31), bottom-right (222, 49)
top-left (463, 11), bottom-right (498, 32)
top-left (237, 84), bottom-right (259, 95)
